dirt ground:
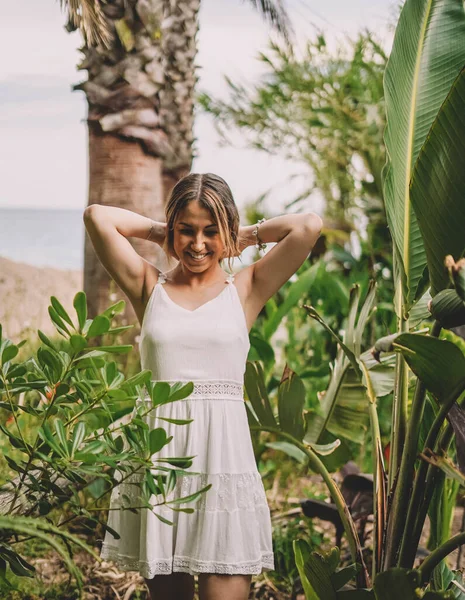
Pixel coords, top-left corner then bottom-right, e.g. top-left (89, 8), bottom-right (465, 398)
top-left (21, 474), bottom-right (465, 600)
top-left (0, 256), bottom-right (83, 342)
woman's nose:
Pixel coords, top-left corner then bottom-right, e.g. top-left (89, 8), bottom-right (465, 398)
top-left (191, 236), bottom-right (207, 249)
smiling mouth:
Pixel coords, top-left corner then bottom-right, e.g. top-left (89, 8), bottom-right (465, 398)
top-left (187, 252), bottom-right (210, 261)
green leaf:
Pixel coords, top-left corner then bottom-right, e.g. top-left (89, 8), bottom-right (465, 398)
top-left (249, 332), bottom-right (275, 367)
top-left (71, 422), bottom-right (86, 457)
top-left (293, 539), bottom-right (321, 600)
top-left (1, 344), bottom-right (18, 364)
top-left (123, 370), bottom-right (152, 389)
top-left (373, 568), bottom-right (420, 599)
top-left (265, 441), bottom-right (307, 464)
top-left (393, 333), bottom-right (465, 402)
top-left (86, 315), bottom-right (111, 338)
top-left (0, 514), bottom-right (100, 588)
top-left (244, 361), bottom-right (277, 428)
top-left (354, 281), bottom-right (377, 357)
top-left (331, 563), bottom-right (359, 591)
top-left (293, 541), bottom-right (337, 600)
top-left (150, 382), bottom-right (171, 407)
top-left (91, 345), bottom-right (132, 354)
top-left (263, 261), bottom-right (320, 340)
top-left (410, 66), bottom-right (465, 295)
top-left (304, 365), bottom-right (369, 446)
top-left (48, 306), bottom-right (71, 337)
top-left (304, 304), bottom-right (361, 377)
top-left (149, 428), bottom-right (168, 455)
top-left (429, 289), bottom-right (465, 329)
top-left (409, 288), bottom-right (433, 328)
top-left (70, 335), bottom-right (88, 352)
top-left (54, 420), bottom-right (70, 457)
top-left (37, 330), bottom-right (57, 350)
top-left (310, 439), bottom-right (342, 456)
top-left (420, 449), bottom-right (465, 487)
top-left (73, 291), bottom-right (87, 330)
top-left (157, 417), bottom-right (194, 425)
top-left (50, 296), bottom-right (74, 328)
top-left (382, 0), bottom-right (465, 312)
top-left (359, 350), bottom-right (396, 398)
top-left (153, 512), bottom-right (174, 526)
top-left (167, 382), bottom-right (194, 402)
top-left (277, 371), bottom-right (306, 440)
top-left (167, 483), bottom-right (212, 505)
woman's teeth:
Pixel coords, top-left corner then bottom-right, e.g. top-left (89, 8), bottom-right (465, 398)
top-left (188, 252), bottom-right (209, 261)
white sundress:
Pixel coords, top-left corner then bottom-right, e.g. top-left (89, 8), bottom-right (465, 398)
top-left (99, 270), bottom-right (275, 577)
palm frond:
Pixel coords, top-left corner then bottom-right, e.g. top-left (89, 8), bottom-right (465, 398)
top-left (59, 0), bottom-right (112, 48)
top-left (244, 0), bottom-right (295, 45)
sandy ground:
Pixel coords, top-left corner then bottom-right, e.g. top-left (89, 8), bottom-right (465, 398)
top-left (0, 255), bottom-right (83, 343)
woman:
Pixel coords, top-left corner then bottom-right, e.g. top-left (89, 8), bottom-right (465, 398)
top-left (83, 172), bottom-right (322, 600)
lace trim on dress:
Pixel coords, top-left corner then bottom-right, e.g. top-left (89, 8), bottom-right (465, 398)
top-left (99, 548), bottom-right (275, 576)
top-left (136, 379), bottom-right (244, 402)
top-left (157, 271), bottom-right (235, 285)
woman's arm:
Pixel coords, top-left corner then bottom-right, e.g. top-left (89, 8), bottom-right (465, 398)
top-left (84, 204), bottom-right (166, 243)
top-left (242, 212), bottom-right (323, 312)
top-left (238, 213), bottom-right (322, 250)
top-left (83, 204), bottom-right (167, 303)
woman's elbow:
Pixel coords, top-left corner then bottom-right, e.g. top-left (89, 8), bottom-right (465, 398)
top-left (305, 213), bottom-right (323, 235)
top-left (83, 204), bottom-right (102, 223)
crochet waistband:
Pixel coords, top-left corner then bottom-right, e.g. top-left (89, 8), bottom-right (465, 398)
top-left (137, 379), bottom-right (245, 402)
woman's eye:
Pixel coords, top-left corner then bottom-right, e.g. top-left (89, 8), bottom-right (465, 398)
top-left (180, 229), bottom-right (217, 235)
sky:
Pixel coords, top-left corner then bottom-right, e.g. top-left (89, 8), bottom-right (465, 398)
top-left (0, 0), bottom-right (396, 216)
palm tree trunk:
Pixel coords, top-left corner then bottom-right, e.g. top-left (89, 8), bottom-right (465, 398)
top-left (84, 123), bottom-right (166, 329)
top-left (70, 0), bottom-right (200, 339)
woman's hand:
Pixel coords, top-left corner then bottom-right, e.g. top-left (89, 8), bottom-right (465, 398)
top-left (222, 225), bottom-right (259, 258)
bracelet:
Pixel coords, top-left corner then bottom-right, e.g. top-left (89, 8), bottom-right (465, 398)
top-left (252, 218), bottom-right (267, 252)
top-left (146, 221), bottom-right (154, 241)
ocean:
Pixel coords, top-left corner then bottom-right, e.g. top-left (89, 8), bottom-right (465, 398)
top-left (0, 207), bottom-right (261, 272)
top-left (0, 207), bottom-right (84, 270)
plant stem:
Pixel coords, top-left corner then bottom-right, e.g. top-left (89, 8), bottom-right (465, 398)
top-left (383, 316), bottom-right (409, 568)
top-left (418, 531), bottom-right (465, 584)
top-left (250, 424), bottom-right (370, 588)
top-left (385, 378), bottom-right (426, 569)
top-left (401, 384), bottom-right (465, 568)
top-left (388, 318), bottom-right (409, 493)
top-left (359, 359), bottom-right (386, 579)
top-left (368, 400), bottom-right (385, 579)
top-left (457, 506), bottom-right (465, 569)
top-left (385, 319), bottom-right (440, 569)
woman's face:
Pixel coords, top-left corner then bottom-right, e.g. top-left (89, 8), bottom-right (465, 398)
top-left (172, 201), bottom-right (226, 269)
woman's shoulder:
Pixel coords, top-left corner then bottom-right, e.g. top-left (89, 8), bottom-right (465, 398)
top-left (233, 264), bottom-right (254, 297)
top-left (142, 261), bottom-right (165, 302)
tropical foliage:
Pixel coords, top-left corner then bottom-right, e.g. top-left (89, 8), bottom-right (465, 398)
top-left (240, 0), bottom-right (465, 595)
top-left (0, 294), bottom-right (209, 591)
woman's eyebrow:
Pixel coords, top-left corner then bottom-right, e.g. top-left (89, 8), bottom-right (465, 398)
top-left (178, 222), bottom-right (217, 228)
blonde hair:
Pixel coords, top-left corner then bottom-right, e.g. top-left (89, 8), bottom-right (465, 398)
top-left (162, 172), bottom-right (241, 273)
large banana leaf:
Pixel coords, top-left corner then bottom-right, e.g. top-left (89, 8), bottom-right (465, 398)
top-left (410, 66), bottom-right (465, 295)
top-left (383, 0), bottom-right (465, 313)
top-left (393, 333), bottom-right (465, 401)
top-left (304, 283), bottom-right (392, 445)
top-left (263, 260), bottom-right (321, 340)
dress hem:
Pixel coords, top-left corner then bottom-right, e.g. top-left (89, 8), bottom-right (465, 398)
top-left (100, 545), bottom-right (275, 577)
